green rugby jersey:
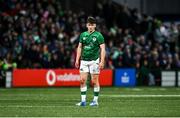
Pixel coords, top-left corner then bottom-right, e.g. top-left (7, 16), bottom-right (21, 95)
top-left (79, 31), bottom-right (105, 61)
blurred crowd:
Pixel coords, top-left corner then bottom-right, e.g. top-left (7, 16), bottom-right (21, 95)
top-left (0, 0), bottom-right (180, 85)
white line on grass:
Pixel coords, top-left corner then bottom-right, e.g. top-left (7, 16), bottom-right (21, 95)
top-left (0, 94), bottom-right (76, 96)
top-left (131, 88), bottom-right (142, 91)
top-left (0, 105), bottom-right (74, 108)
top-left (101, 94), bottom-right (180, 97)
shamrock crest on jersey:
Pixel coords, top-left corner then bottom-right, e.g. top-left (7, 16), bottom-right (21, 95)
top-left (83, 37), bottom-right (86, 40)
top-left (93, 37), bottom-right (96, 42)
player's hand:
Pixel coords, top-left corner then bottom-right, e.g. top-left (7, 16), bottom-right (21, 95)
top-left (75, 60), bottom-right (80, 69)
top-left (99, 62), bottom-right (104, 69)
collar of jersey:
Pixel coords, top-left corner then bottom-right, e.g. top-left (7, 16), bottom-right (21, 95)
top-left (87, 30), bottom-right (96, 35)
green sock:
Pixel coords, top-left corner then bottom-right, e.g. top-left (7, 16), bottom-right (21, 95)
top-left (81, 86), bottom-right (87, 102)
top-left (93, 87), bottom-right (100, 102)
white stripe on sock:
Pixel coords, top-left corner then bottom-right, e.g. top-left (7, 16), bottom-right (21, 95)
top-left (94, 86), bottom-right (100, 92)
top-left (93, 86), bottom-right (100, 102)
top-left (81, 86), bottom-right (87, 92)
top-left (81, 86), bottom-right (87, 102)
top-left (93, 96), bottom-right (98, 102)
top-left (81, 95), bottom-right (86, 102)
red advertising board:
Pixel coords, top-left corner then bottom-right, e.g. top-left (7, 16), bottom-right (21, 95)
top-left (12, 69), bottom-right (112, 87)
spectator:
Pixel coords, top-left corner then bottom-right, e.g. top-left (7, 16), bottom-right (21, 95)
top-left (0, 0), bottom-right (179, 77)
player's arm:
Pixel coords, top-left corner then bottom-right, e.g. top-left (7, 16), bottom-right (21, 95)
top-left (75, 43), bottom-right (82, 68)
top-left (99, 43), bottom-right (105, 69)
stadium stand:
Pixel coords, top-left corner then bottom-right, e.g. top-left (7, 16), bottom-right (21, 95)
top-left (0, 0), bottom-right (180, 86)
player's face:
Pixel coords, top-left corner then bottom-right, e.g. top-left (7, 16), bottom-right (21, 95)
top-left (86, 23), bottom-right (96, 33)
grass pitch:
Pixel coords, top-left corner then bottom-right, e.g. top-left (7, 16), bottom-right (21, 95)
top-left (0, 87), bottom-right (180, 117)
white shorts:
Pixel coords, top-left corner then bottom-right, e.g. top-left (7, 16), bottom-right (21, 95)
top-left (80, 58), bottom-right (100, 74)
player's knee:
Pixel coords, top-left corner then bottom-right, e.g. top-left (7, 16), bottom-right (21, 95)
top-left (80, 78), bottom-right (86, 85)
top-left (91, 79), bottom-right (95, 85)
top-left (91, 78), bottom-right (98, 86)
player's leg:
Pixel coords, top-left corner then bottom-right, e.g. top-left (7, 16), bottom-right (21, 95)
top-left (76, 61), bottom-right (89, 106)
top-left (89, 59), bottom-right (100, 106)
top-left (90, 74), bottom-right (100, 106)
top-left (80, 72), bottom-right (88, 102)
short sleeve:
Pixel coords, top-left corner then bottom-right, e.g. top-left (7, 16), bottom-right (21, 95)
top-left (79, 33), bottom-right (83, 43)
top-left (98, 33), bottom-right (105, 45)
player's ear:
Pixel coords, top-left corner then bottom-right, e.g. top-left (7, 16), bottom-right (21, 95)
top-left (94, 24), bottom-right (96, 27)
